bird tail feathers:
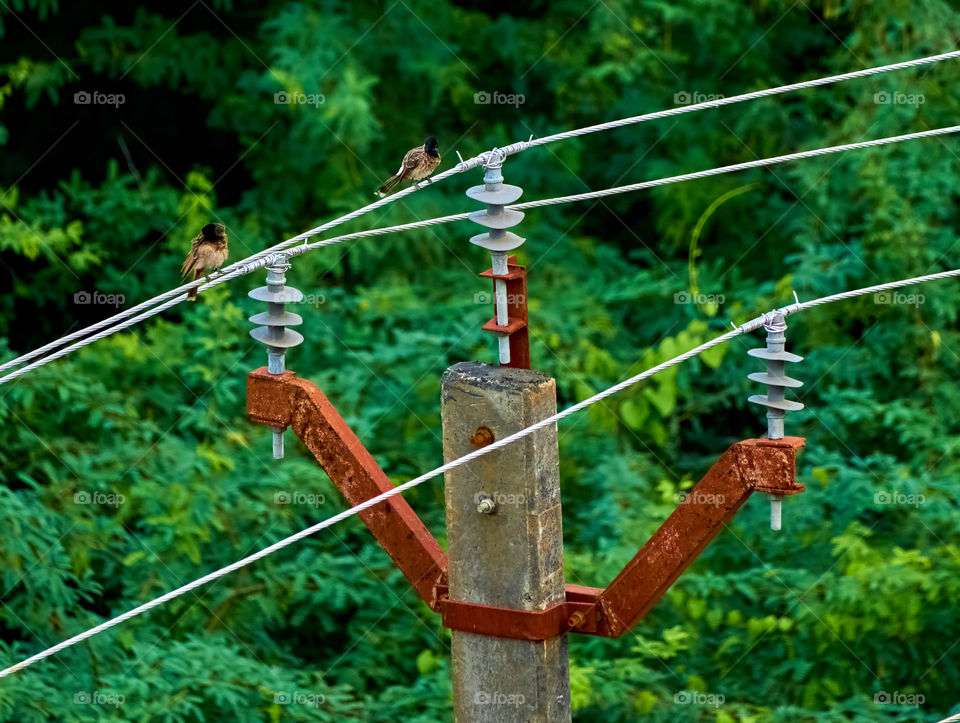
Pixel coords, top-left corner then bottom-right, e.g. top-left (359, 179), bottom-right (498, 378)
top-left (376, 172), bottom-right (403, 197)
top-left (187, 270), bottom-right (199, 301)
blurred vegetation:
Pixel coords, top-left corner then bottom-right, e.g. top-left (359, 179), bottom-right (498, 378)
top-left (1, 0), bottom-right (960, 720)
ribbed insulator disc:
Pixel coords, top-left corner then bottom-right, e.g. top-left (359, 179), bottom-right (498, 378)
top-left (468, 208), bottom-right (525, 230)
top-left (747, 371), bottom-right (803, 389)
top-left (469, 231), bottom-right (525, 253)
top-left (248, 310), bottom-right (303, 327)
top-left (250, 327), bottom-right (304, 348)
top-left (748, 394), bottom-right (805, 412)
top-left (748, 348), bottom-right (803, 363)
top-left (249, 286), bottom-right (304, 304)
top-left (465, 184), bottom-right (523, 205)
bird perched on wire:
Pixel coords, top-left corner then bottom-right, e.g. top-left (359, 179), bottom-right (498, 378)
top-left (181, 223), bottom-right (228, 301)
top-left (376, 136), bottom-right (441, 196)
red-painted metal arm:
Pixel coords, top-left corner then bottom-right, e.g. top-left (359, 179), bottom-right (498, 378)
top-left (593, 436), bottom-right (805, 637)
top-left (247, 368), bottom-right (448, 609)
top-left (247, 366), bottom-right (804, 638)
top-left (479, 254), bottom-right (529, 369)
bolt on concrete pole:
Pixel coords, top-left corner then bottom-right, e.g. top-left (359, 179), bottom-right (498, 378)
top-left (441, 361), bottom-right (571, 723)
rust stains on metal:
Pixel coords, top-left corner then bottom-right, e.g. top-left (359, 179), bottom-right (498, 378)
top-left (470, 426), bottom-right (495, 447)
top-left (436, 583), bottom-right (603, 640)
top-left (737, 436), bottom-right (806, 495)
top-left (479, 254), bottom-right (530, 369)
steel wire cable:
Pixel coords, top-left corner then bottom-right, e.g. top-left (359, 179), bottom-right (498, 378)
top-left (2, 49), bottom-right (958, 376)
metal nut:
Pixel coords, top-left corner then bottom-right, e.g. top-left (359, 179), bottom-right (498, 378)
top-left (476, 496), bottom-right (497, 515)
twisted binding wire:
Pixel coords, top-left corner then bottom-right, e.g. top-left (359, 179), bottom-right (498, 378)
top-left (762, 311), bottom-right (787, 332)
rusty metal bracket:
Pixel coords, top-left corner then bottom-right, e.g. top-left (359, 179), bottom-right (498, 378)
top-left (592, 436), bottom-right (804, 636)
top-left (435, 583), bottom-right (605, 640)
top-left (248, 367), bottom-right (448, 609)
top-left (479, 254), bottom-right (529, 369)
top-left (247, 368), bottom-right (804, 638)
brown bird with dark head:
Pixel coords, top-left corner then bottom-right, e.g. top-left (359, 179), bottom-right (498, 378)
top-left (181, 223), bottom-right (228, 301)
top-left (376, 136), bottom-right (441, 196)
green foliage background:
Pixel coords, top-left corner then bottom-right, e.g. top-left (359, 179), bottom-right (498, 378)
top-left (1, 0), bottom-right (959, 720)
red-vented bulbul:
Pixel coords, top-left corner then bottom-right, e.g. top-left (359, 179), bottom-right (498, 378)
top-left (376, 136), bottom-right (441, 196)
top-left (181, 223), bottom-right (228, 301)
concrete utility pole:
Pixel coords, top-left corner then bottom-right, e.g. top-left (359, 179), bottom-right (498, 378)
top-left (441, 361), bottom-right (571, 723)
